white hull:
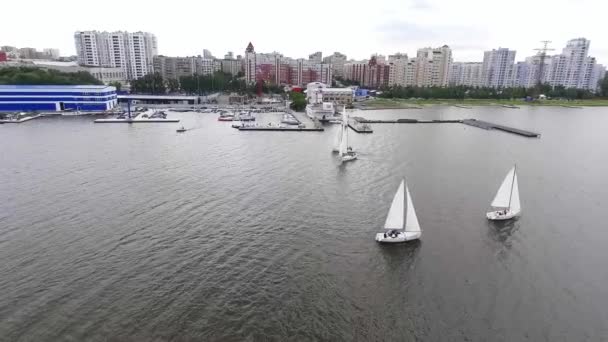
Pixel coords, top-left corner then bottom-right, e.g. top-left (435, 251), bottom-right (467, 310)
top-left (375, 231), bottom-right (421, 243)
top-left (486, 209), bottom-right (520, 221)
top-left (341, 153), bottom-right (357, 162)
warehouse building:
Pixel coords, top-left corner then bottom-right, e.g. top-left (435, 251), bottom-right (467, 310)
top-left (0, 85), bottom-right (117, 112)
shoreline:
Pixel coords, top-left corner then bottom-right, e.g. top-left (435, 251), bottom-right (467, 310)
top-left (361, 98), bottom-right (608, 109)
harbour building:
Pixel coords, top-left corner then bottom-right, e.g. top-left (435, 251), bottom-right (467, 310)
top-left (0, 85), bottom-right (118, 112)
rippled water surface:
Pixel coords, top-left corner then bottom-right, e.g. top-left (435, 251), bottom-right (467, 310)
top-left (1, 107), bottom-right (608, 341)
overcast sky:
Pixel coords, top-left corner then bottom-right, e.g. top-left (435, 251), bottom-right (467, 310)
top-left (2, 0), bottom-right (606, 64)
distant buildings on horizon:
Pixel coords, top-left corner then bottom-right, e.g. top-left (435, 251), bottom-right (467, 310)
top-left (1, 33), bottom-right (605, 92)
top-left (1, 46), bottom-right (61, 60)
top-left (447, 38), bottom-right (605, 91)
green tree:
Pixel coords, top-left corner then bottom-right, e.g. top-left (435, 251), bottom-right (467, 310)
top-left (130, 73), bottom-right (166, 94)
top-left (166, 78), bottom-right (180, 93)
top-left (599, 72), bottom-right (608, 97)
top-left (289, 91), bottom-right (306, 111)
top-left (108, 81), bottom-right (122, 91)
top-left (0, 67), bottom-right (102, 85)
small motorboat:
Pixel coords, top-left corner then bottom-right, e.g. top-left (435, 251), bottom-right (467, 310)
top-left (218, 115), bottom-right (234, 121)
top-left (176, 126), bottom-right (187, 133)
top-left (281, 114), bottom-right (299, 125)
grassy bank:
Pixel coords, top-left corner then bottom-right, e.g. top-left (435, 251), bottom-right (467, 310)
top-left (363, 98), bottom-right (608, 108)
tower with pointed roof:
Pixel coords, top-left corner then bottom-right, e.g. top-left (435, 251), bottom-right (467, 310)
top-left (245, 42), bottom-right (256, 84)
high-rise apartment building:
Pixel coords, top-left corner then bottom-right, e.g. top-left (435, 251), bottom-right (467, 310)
top-left (74, 31), bottom-right (157, 80)
top-left (514, 38), bottom-right (604, 91)
top-left (481, 48), bottom-right (516, 88)
top-left (560, 38), bottom-right (590, 88)
top-left (43, 48), bottom-right (60, 59)
top-left (309, 51), bottom-right (322, 63)
top-left (449, 62), bottom-right (484, 87)
top-left (221, 58), bottom-right (242, 76)
top-left (414, 45), bottom-right (452, 87)
top-left (387, 53), bottom-right (409, 87)
top-left (203, 49), bottom-right (214, 59)
top-left (153, 55), bottom-right (219, 80)
top-left (323, 52), bottom-right (347, 78)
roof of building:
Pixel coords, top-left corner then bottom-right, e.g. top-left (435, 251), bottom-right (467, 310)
top-left (118, 94), bottom-right (197, 100)
top-left (322, 88), bottom-right (354, 92)
top-left (0, 85), bottom-right (113, 90)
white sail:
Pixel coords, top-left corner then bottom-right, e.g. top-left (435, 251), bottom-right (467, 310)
top-left (405, 184), bottom-right (421, 232)
top-left (491, 166), bottom-right (516, 208)
top-left (339, 120), bottom-right (348, 155)
top-left (510, 171), bottom-right (521, 213)
top-left (333, 124), bottom-right (343, 151)
top-left (384, 180), bottom-right (405, 229)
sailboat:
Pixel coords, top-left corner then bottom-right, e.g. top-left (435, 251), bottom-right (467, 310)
top-left (375, 179), bottom-right (422, 243)
top-left (339, 107), bottom-right (357, 162)
top-left (332, 121), bottom-right (343, 153)
top-left (486, 165), bottom-right (521, 220)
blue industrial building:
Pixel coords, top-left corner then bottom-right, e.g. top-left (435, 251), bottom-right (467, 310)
top-left (0, 85), bottom-right (118, 112)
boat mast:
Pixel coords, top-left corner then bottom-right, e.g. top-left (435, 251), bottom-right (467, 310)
top-left (507, 164), bottom-right (516, 210)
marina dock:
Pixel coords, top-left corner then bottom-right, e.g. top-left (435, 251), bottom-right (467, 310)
top-left (348, 123), bottom-right (373, 133)
top-left (354, 118), bottom-right (460, 124)
top-left (94, 110), bottom-right (179, 123)
top-left (0, 115), bottom-right (41, 123)
top-left (460, 119), bottom-right (540, 138)
top-left (350, 117), bottom-right (540, 138)
top-left (94, 118), bottom-right (180, 123)
top-left (238, 126), bottom-right (323, 132)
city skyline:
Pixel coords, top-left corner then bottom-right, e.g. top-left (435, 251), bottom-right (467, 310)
top-left (2, 0), bottom-right (607, 64)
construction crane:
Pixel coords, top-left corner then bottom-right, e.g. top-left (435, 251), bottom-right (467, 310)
top-left (534, 41), bottom-right (555, 86)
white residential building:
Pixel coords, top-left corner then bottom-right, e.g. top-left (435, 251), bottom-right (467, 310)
top-left (481, 48), bottom-right (516, 88)
top-left (221, 58), bottom-right (241, 75)
top-left (309, 51), bottom-right (322, 63)
top-left (590, 64), bottom-right (606, 92)
top-left (203, 49), bottom-right (214, 59)
top-left (244, 42), bottom-right (256, 84)
top-left (561, 38), bottom-right (590, 88)
top-left (305, 82), bottom-right (354, 106)
top-left (516, 38), bottom-right (603, 91)
top-left (323, 52), bottom-right (347, 78)
top-left (449, 62), bottom-right (483, 87)
top-left (414, 45), bottom-right (452, 87)
top-left (405, 58), bottom-right (416, 86)
top-left (74, 30), bottom-right (157, 80)
top-left (43, 48), bottom-right (60, 59)
top-left (388, 53), bottom-right (409, 86)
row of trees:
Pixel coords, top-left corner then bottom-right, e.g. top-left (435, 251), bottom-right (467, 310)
top-left (129, 71), bottom-right (285, 96)
top-left (599, 73), bottom-right (608, 97)
top-left (0, 67), bottom-right (102, 85)
top-left (378, 84), bottom-right (599, 100)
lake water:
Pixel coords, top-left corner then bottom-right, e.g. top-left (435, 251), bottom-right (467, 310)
top-left (1, 106), bottom-right (607, 341)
